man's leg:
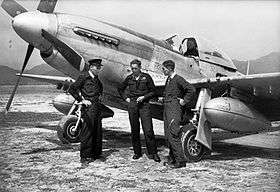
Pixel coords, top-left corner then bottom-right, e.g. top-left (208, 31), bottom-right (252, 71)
top-left (80, 108), bottom-right (95, 160)
top-left (139, 103), bottom-right (157, 155)
top-left (166, 101), bottom-right (185, 165)
top-left (128, 102), bottom-right (142, 156)
top-left (91, 102), bottom-right (102, 158)
top-left (163, 104), bottom-right (175, 164)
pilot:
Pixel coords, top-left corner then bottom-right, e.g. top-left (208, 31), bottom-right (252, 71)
top-left (118, 59), bottom-right (161, 163)
top-left (68, 59), bottom-right (104, 165)
top-left (183, 38), bottom-right (199, 58)
top-left (161, 60), bottom-right (195, 169)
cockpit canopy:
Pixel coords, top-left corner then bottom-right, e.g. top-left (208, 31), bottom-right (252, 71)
top-left (179, 37), bottom-right (199, 58)
top-left (172, 36), bottom-right (237, 70)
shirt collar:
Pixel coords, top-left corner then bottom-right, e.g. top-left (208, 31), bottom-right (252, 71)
top-left (88, 71), bottom-right (95, 79)
top-left (133, 72), bottom-right (142, 80)
top-left (170, 72), bottom-right (176, 79)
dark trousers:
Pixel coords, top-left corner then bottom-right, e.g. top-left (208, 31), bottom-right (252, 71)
top-left (128, 101), bottom-right (157, 155)
top-left (163, 99), bottom-right (185, 163)
top-left (80, 102), bottom-right (102, 158)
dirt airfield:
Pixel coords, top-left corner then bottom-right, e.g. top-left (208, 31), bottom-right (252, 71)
top-left (0, 110), bottom-right (279, 192)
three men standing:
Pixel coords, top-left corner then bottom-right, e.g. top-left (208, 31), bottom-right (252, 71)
top-left (68, 57), bottom-right (194, 168)
top-left (118, 59), bottom-right (161, 162)
top-left (68, 59), bottom-right (104, 164)
top-left (161, 60), bottom-right (195, 168)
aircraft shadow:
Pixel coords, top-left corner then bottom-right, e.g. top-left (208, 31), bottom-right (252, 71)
top-left (207, 141), bottom-right (280, 161)
top-left (22, 122), bottom-right (280, 161)
top-left (22, 125), bottom-right (166, 160)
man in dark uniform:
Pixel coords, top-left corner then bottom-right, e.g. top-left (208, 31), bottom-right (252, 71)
top-left (118, 59), bottom-right (160, 162)
top-left (161, 60), bottom-right (195, 168)
top-left (68, 59), bottom-right (103, 164)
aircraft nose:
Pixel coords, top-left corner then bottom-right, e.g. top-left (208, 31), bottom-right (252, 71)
top-left (12, 11), bottom-right (57, 51)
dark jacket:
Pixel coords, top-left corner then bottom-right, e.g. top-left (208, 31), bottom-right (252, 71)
top-left (163, 74), bottom-right (195, 106)
top-left (68, 72), bottom-right (103, 102)
top-left (118, 72), bottom-right (156, 102)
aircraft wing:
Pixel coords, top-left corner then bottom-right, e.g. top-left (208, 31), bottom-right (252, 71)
top-left (16, 73), bottom-right (74, 89)
top-left (154, 72), bottom-right (280, 121)
top-left (189, 72), bottom-right (280, 100)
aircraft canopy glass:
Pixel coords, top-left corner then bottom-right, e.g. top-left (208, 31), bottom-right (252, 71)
top-left (179, 36), bottom-right (236, 70)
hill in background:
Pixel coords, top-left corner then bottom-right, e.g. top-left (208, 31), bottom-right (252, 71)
top-left (0, 63), bottom-right (65, 85)
top-left (233, 52), bottom-right (280, 74)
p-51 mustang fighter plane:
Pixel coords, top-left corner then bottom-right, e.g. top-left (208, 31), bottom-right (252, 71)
top-left (2, 0), bottom-right (280, 162)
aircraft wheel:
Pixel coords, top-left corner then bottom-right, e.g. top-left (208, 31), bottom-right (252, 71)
top-left (57, 115), bottom-right (81, 144)
top-left (181, 128), bottom-right (205, 162)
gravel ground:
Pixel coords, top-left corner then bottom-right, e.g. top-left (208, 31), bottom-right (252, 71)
top-left (0, 111), bottom-right (279, 192)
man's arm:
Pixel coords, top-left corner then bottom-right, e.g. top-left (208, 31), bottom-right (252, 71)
top-left (117, 76), bottom-right (129, 100)
top-left (68, 74), bottom-right (85, 102)
top-left (178, 76), bottom-right (195, 105)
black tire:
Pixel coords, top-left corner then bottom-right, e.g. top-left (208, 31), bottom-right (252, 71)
top-left (181, 126), bottom-right (205, 162)
top-left (57, 115), bottom-right (82, 144)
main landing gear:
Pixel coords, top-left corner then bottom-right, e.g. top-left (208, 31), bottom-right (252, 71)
top-left (181, 124), bottom-right (206, 162)
top-left (181, 88), bottom-right (212, 162)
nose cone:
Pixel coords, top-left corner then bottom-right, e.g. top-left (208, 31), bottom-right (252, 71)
top-left (12, 11), bottom-right (57, 51)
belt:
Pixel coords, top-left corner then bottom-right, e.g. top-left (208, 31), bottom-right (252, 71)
top-left (164, 98), bottom-right (179, 103)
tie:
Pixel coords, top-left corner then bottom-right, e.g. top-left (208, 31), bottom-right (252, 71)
top-left (166, 76), bottom-right (171, 86)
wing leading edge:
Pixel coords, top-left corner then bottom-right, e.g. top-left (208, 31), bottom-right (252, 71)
top-left (16, 73), bottom-right (74, 90)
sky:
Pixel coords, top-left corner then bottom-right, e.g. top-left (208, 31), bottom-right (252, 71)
top-left (0, 0), bottom-right (279, 70)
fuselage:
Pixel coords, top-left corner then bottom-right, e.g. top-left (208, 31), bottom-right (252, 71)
top-left (38, 13), bottom-right (239, 107)
top-left (12, 11), bottom-right (240, 113)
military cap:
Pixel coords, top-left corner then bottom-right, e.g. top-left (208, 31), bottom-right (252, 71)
top-left (88, 59), bottom-right (103, 67)
top-left (130, 59), bottom-right (141, 66)
top-left (162, 60), bottom-right (175, 70)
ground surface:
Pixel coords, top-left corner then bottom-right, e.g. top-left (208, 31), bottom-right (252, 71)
top-left (0, 85), bottom-right (279, 191)
top-left (0, 111), bottom-right (279, 192)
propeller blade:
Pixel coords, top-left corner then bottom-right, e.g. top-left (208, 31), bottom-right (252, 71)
top-left (4, 44), bottom-right (34, 114)
top-left (41, 29), bottom-right (85, 71)
top-left (37, 0), bottom-right (58, 13)
top-left (1, 0), bottom-right (27, 17)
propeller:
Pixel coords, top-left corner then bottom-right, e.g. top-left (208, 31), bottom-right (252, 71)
top-left (1, 0), bottom-right (27, 17)
top-left (2, 0), bottom-right (58, 114)
top-left (4, 44), bottom-right (34, 114)
top-left (37, 0), bottom-right (58, 13)
top-left (42, 29), bottom-right (85, 71)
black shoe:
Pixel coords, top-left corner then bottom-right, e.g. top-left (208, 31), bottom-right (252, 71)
top-left (94, 155), bottom-right (106, 162)
top-left (132, 154), bottom-right (142, 160)
top-left (163, 160), bottom-right (175, 166)
top-left (152, 154), bottom-right (161, 163)
top-left (163, 156), bottom-right (176, 166)
top-left (167, 162), bottom-right (186, 169)
top-left (80, 157), bottom-right (94, 164)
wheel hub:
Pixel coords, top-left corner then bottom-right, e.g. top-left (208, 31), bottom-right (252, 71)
top-left (67, 123), bottom-right (79, 139)
top-left (187, 135), bottom-right (202, 156)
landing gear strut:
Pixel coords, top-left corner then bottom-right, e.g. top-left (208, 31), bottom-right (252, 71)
top-left (181, 88), bottom-right (212, 162)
